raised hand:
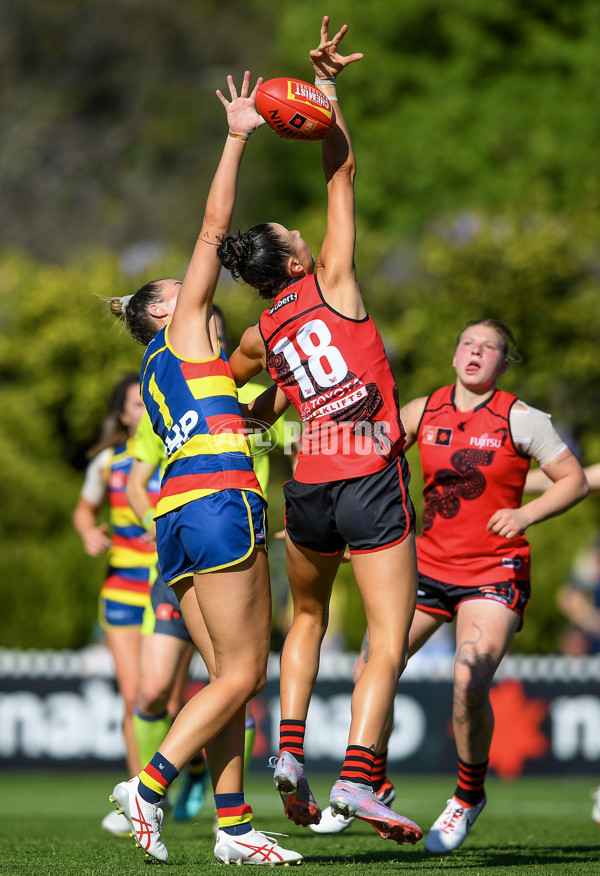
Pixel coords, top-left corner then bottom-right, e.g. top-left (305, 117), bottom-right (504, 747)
top-left (216, 71), bottom-right (266, 136)
top-left (310, 15), bottom-right (363, 80)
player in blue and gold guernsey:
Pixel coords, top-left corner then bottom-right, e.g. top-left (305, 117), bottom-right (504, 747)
top-left (105, 70), bottom-right (298, 865)
top-left (127, 304), bottom-right (292, 826)
top-left (73, 372), bottom-right (161, 835)
top-left (141, 328), bottom-right (265, 523)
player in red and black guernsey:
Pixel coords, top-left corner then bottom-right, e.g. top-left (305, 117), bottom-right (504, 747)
top-left (105, 72), bottom-right (301, 866)
top-left (348, 319), bottom-right (589, 852)
top-left (258, 277), bottom-right (405, 483)
top-left (217, 17), bottom-right (422, 846)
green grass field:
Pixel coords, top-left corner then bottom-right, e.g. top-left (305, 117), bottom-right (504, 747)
top-left (3, 772), bottom-right (599, 875)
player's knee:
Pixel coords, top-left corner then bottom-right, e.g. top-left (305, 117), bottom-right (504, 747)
top-left (137, 681), bottom-right (170, 713)
top-left (293, 608), bottom-right (329, 640)
top-left (361, 639), bottom-right (405, 677)
top-left (242, 666), bottom-right (267, 699)
top-left (121, 690), bottom-right (139, 717)
top-left (225, 664), bottom-right (267, 703)
top-left (454, 650), bottom-right (495, 696)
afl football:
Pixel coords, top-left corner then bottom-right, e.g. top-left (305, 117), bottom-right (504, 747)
top-left (256, 77), bottom-right (336, 141)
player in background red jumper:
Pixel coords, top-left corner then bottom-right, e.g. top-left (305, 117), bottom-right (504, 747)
top-left (331, 319), bottom-right (588, 851)
top-left (218, 17), bottom-right (422, 845)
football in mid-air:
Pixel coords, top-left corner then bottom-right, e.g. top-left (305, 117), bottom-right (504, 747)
top-left (256, 77), bottom-right (336, 141)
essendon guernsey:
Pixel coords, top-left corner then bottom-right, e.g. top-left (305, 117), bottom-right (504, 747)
top-left (259, 275), bottom-right (405, 484)
top-left (416, 385), bottom-right (531, 586)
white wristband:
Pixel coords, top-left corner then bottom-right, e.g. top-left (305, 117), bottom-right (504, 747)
top-left (314, 78), bottom-right (338, 100)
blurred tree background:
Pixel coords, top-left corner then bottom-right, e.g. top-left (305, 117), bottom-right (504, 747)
top-left (1, 0), bottom-right (599, 652)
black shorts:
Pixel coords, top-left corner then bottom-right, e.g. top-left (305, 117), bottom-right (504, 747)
top-left (151, 564), bottom-right (191, 641)
top-left (417, 572), bottom-right (531, 630)
top-left (284, 452), bottom-right (415, 555)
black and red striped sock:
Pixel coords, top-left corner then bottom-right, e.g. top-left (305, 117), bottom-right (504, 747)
top-left (454, 757), bottom-right (488, 806)
top-left (371, 750), bottom-right (389, 794)
top-left (279, 719), bottom-right (306, 763)
top-left (339, 745), bottom-right (375, 787)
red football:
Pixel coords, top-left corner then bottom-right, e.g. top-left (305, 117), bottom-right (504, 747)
top-left (256, 77), bottom-right (336, 141)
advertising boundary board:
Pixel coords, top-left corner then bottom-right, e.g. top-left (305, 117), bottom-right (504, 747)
top-left (1, 648), bottom-right (599, 778)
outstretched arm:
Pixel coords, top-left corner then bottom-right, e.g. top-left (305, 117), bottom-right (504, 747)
top-left (168, 72), bottom-right (264, 358)
top-left (311, 16), bottom-right (364, 318)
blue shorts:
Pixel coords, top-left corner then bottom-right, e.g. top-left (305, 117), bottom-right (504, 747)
top-left (99, 570), bottom-right (149, 630)
top-left (284, 452), bottom-right (415, 555)
top-left (156, 490), bottom-right (267, 586)
top-left (417, 572), bottom-right (531, 631)
top-left (99, 595), bottom-right (146, 629)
